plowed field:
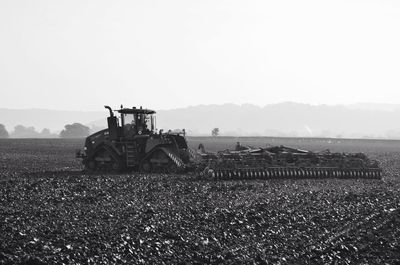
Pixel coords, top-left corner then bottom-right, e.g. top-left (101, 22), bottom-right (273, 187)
top-left (1, 138), bottom-right (399, 264)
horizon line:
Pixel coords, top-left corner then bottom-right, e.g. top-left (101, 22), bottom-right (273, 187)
top-left (2, 101), bottom-right (400, 112)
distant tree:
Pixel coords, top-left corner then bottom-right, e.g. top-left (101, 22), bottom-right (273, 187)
top-left (211, 128), bottom-right (219, 137)
top-left (0, 124), bottom-right (9, 138)
top-left (60, 123), bottom-right (90, 138)
top-left (11, 125), bottom-right (40, 138)
top-left (39, 128), bottom-right (58, 138)
top-left (40, 128), bottom-right (51, 137)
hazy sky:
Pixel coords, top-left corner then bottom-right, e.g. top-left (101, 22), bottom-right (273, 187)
top-left (1, 0), bottom-right (400, 111)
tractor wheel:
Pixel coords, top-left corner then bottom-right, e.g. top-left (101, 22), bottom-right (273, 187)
top-left (141, 161), bottom-right (152, 173)
top-left (109, 159), bottom-right (123, 173)
top-left (85, 147), bottom-right (122, 173)
top-left (166, 163), bottom-right (179, 174)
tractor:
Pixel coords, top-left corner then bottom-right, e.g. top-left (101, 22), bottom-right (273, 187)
top-left (76, 106), bottom-right (190, 173)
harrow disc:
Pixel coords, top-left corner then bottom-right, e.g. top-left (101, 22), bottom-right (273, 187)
top-left (201, 167), bottom-right (381, 180)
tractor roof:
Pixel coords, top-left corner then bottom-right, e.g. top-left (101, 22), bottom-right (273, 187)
top-left (117, 107), bottom-right (156, 115)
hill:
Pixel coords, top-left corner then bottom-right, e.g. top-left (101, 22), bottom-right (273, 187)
top-left (2, 103), bottom-right (400, 138)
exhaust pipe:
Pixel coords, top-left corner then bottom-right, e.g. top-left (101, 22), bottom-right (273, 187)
top-left (104, 106), bottom-right (114, 117)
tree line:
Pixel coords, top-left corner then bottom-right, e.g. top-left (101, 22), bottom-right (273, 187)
top-left (0, 124), bottom-right (222, 138)
top-left (0, 123), bottom-right (91, 138)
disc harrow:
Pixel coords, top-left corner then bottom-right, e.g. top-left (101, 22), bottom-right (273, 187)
top-left (196, 144), bottom-right (382, 180)
top-left (202, 167), bottom-right (382, 180)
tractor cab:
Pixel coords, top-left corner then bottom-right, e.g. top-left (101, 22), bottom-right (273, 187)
top-left (105, 105), bottom-right (156, 140)
top-left (119, 107), bottom-right (156, 137)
